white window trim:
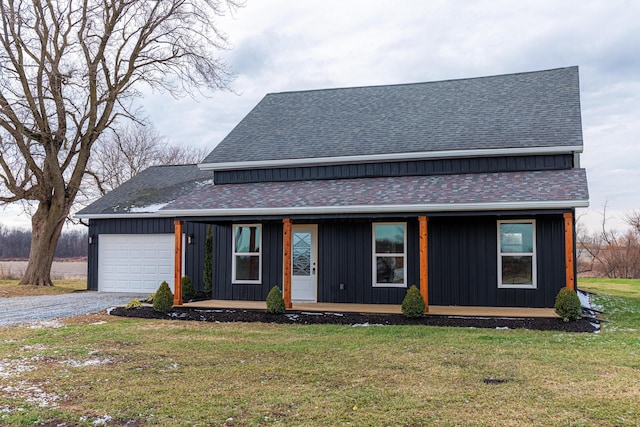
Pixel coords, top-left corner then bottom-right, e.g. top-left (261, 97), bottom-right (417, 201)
top-left (497, 220), bottom-right (537, 289)
top-left (232, 224), bottom-right (262, 284)
top-left (372, 222), bottom-right (407, 288)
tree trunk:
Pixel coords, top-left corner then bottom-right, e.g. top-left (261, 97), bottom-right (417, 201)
top-left (19, 201), bottom-right (68, 286)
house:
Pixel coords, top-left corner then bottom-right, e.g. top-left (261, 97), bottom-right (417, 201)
top-left (76, 66), bottom-right (589, 310)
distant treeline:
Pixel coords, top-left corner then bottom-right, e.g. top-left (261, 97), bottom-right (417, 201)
top-left (0, 225), bottom-right (87, 259)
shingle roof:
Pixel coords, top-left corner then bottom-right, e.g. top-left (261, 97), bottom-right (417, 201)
top-left (202, 67), bottom-right (583, 166)
top-left (76, 165), bottom-right (214, 217)
top-left (161, 169), bottom-right (589, 215)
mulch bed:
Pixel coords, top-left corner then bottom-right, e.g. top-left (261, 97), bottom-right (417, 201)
top-left (109, 305), bottom-right (599, 332)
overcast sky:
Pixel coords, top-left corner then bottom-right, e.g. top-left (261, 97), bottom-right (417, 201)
top-left (2, 0), bottom-right (639, 232)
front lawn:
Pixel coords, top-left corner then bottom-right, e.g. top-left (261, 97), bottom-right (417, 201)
top-left (0, 279), bottom-right (637, 426)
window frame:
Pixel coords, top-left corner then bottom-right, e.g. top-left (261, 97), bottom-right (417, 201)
top-left (232, 224), bottom-right (262, 284)
top-left (497, 219), bottom-right (537, 289)
top-left (372, 222), bottom-right (407, 288)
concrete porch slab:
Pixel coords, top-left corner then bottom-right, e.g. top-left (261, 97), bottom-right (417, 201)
top-left (180, 300), bottom-right (557, 318)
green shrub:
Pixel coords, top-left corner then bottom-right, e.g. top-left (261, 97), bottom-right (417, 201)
top-left (554, 287), bottom-right (583, 322)
top-left (266, 286), bottom-right (286, 314)
top-left (145, 293), bottom-right (155, 304)
top-left (182, 275), bottom-right (196, 302)
top-left (204, 225), bottom-right (213, 293)
top-left (153, 281), bottom-right (174, 313)
top-left (126, 298), bottom-right (142, 309)
top-left (402, 285), bottom-right (426, 318)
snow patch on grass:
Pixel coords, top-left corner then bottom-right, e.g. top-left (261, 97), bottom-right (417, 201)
top-left (80, 414), bottom-right (113, 425)
top-left (28, 319), bottom-right (65, 329)
top-left (1, 381), bottom-right (60, 407)
top-left (62, 357), bottom-right (112, 368)
top-left (0, 359), bottom-right (36, 378)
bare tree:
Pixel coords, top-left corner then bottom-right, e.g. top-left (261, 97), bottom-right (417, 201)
top-left (624, 210), bottom-right (640, 234)
top-left (0, 0), bottom-right (239, 286)
top-left (577, 205), bottom-right (640, 279)
top-left (85, 122), bottom-right (207, 196)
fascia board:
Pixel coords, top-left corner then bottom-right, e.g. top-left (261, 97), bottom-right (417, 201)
top-left (74, 212), bottom-right (163, 220)
top-left (158, 199), bottom-right (590, 218)
top-left (198, 146), bottom-right (584, 171)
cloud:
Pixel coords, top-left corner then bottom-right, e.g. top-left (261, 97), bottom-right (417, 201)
top-left (3, 0), bottom-right (639, 231)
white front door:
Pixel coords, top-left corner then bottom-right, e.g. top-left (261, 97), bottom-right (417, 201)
top-left (291, 225), bottom-right (317, 302)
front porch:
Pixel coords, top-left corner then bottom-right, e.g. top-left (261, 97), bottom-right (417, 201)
top-left (171, 213), bottom-right (577, 310)
top-left (181, 299), bottom-right (558, 318)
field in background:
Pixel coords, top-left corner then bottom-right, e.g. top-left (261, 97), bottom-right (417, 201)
top-left (0, 260), bottom-right (87, 281)
top-left (0, 260), bottom-right (87, 297)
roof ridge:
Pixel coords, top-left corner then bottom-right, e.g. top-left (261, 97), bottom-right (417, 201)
top-left (267, 66), bottom-right (579, 96)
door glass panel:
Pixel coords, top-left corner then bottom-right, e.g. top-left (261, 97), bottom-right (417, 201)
top-left (292, 232), bottom-right (311, 276)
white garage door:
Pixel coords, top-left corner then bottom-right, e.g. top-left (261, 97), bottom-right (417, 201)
top-left (98, 234), bottom-right (175, 293)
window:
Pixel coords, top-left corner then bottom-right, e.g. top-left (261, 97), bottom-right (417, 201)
top-left (232, 224), bottom-right (261, 284)
top-left (373, 223), bottom-right (406, 287)
top-left (498, 220), bottom-right (536, 289)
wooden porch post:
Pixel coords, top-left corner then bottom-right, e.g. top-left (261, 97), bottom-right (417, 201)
top-left (418, 216), bottom-right (429, 313)
top-left (174, 220), bottom-right (183, 306)
top-left (563, 212), bottom-right (575, 291)
top-left (283, 218), bottom-right (293, 309)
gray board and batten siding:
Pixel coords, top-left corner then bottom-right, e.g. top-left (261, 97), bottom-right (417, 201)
top-left (207, 214), bottom-right (567, 308)
top-left (214, 154), bottom-right (574, 184)
top-left (86, 212), bottom-right (570, 308)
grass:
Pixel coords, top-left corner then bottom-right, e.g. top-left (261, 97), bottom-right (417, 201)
top-left (0, 279), bottom-right (87, 298)
top-left (579, 278), bottom-right (640, 332)
top-left (0, 279), bottom-right (638, 426)
top-left (579, 278), bottom-right (640, 298)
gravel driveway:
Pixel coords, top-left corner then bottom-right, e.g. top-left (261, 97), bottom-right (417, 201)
top-left (0, 292), bottom-right (146, 327)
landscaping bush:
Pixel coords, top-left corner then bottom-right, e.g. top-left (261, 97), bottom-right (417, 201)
top-left (204, 225), bottom-right (213, 293)
top-left (182, 275), bottom-right (196, 302)
top-left (266, 286), bottom-right (286, 314)
top-left (145, 293), bottom-right (155, 304)
top-left (554, 287), bottom-right (583, 322)
top-left (153, 281), bottom-right (174, 313)
top-left (402, 285), bottom-right (426, 318)
top-left (125, 298), bottom-right (142, 309)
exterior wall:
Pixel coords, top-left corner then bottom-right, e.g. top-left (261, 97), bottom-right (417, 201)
top-left (428, 215), bottom-right (566, 308)
top-left (207, 214), bottom-right (566, 307)
top-left (87, 218), bottom-right (206, 292)
top-left (184, 222), bottom-right (208, 292)
top-left (317, 219), bottom-right (419, 304)
top-left (211, 222), bottom-right (283, 301)
top-left (89, 213), bottom-right (567, 308)
top-left (214, 154), bottom-right (573, 184)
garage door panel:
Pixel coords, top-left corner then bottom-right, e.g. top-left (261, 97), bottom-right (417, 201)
top-left (158, 266), bottom-right (172, 275)
top-left (98, 234), bottom-right (175, 293)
